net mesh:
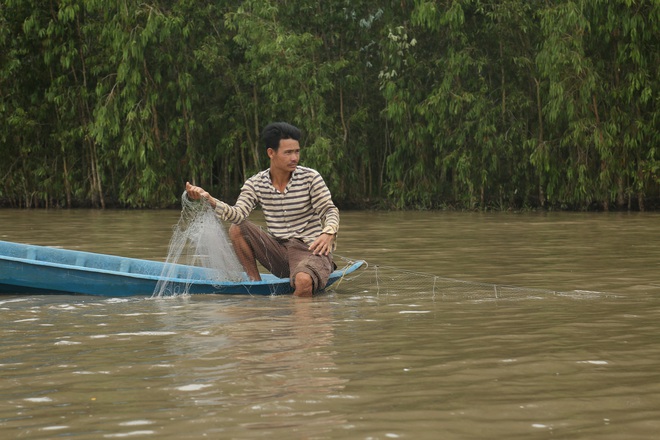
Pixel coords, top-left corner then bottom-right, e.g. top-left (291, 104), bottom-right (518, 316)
top-left (328, 256), bottom-right (609, 301)
top-left (152, 192), bottom-right (246, 297)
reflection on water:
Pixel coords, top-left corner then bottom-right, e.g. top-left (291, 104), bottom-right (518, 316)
top-left (1, 209), bottom-right (659, 438)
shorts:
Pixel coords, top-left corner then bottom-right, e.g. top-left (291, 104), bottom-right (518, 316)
top-left (235, 221), bottom-right (334, 293)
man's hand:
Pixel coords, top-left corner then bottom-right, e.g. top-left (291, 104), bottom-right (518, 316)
top-left (309, 233), bottom-right (335, 256)
top-left (185, 182), bottom-right (216, 208)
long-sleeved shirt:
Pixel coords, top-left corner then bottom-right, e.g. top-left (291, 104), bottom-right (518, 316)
top-left (213, 166), bottom-right (339, 246)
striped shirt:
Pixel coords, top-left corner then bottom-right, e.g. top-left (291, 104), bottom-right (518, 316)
top-left (213, 166), bottom-right (339, 246)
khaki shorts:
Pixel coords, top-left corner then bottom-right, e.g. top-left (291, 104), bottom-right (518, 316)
top-left (235, 221), bottom-right (334, 292)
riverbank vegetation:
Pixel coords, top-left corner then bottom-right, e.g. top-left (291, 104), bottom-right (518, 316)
top-left (1, 0), bottom-right (658, 210)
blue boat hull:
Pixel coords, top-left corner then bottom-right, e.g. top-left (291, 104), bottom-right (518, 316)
top-left (0, 240), bottom-right (364, 297)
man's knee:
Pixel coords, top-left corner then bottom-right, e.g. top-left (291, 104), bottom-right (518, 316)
top-left (293, 272), bottom-right (314, 297)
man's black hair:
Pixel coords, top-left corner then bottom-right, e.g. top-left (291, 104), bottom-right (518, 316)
top-left (261, 122), bottom-right (301, 151)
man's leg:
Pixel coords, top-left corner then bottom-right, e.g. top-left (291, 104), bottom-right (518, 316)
top-left (229, 224), bottom-right (261, 280)
top-left (293, 272), bottom-right (314, 297)
top-left (229, 221), bottom-right (289, 280)
top-left (287, 239), bottom-right (334, 297)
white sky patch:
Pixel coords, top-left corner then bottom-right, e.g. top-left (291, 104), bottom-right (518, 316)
top-left (176, 384), bottom-right (212, 391)
top-left (41, 426), bottom-right (69, 431)
top-left (115, 331), bottom-right (177, 336)
top-left (24, 397), bottom-right (53, 403)
top-left (103, 430), bottom-right (155, 438)
top-left (119, 420), bottom-right (154, 426)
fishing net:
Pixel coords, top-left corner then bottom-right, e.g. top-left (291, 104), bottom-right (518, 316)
top-left (152, 192), bottom-right (246, 297)
top-left (328, 256), bottom-right (608, 302)
top-left (152, 192), bottom-right (606, 301)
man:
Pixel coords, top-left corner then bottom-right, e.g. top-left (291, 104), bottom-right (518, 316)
top-left (185, 122), bottom-right (339, 297)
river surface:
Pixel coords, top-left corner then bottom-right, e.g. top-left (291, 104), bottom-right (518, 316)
top-left (1, 209), bottom-right (659, 439)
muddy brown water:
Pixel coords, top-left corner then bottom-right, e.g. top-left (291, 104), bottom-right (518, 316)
top-left (1, 209), bottom-right (659, 439)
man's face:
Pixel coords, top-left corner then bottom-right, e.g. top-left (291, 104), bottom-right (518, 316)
top-left (268, 138), bottom-right (300, 173)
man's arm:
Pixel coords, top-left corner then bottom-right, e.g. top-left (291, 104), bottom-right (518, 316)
top-left (186, 182), bottom-right (216, 208)
top-left (185, 181), bottom-right (257, 223)
top-left (309, 232), bottom-right (336, 256)
top-left (308, 173), bottom-right (339, 256)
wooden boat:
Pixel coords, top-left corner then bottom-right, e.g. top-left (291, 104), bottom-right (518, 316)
top-left (0, 240), bottom-right (364, 297)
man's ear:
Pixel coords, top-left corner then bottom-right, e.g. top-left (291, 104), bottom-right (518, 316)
top-left (267, 147), bottom-right (275, 158)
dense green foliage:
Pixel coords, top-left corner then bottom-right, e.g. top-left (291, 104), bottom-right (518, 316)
top-left (1, 0), bottom-right (658, 210)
